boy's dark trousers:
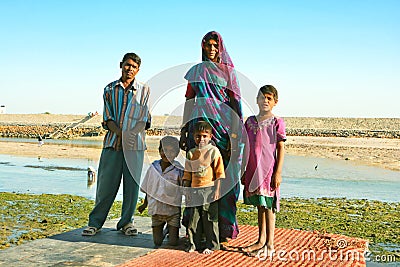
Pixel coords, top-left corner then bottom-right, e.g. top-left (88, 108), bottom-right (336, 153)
top-left (187, 187), bottom-right (220, 251)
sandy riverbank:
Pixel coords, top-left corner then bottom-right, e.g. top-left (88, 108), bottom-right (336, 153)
top-left (1, 114), bottom-right (399, 171)
top-left (1, 135), bottom-right (399, 171)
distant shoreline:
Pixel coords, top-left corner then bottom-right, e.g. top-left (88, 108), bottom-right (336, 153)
top-left (1, 114), bottom-right (399, 139)
top-left (0, 114), bottom-right (399, 171)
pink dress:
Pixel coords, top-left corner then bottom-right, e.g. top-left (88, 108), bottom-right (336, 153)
top-left (243, 116), bottom-right (286, 211)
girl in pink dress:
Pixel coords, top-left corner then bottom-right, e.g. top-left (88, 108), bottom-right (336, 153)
top-left (241, 85), bottom-right (286, 257)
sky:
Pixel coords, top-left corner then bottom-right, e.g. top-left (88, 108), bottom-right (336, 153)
top-left (0, 0), bottom-right (399, 118)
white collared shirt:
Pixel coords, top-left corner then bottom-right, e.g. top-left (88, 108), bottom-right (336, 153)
top-left (140, 160), bottom-right (184, 216)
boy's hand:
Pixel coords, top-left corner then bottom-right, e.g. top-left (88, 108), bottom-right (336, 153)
top-left (132, 121), bottom-right (146, 134)
top-left (240, 171), bottom-right (246, 185)
top-left (213, 189), bottom-right (220, 201)
top-left (181, 186), bottom-right (190, 204)
top-left (179, 129), bottom-right (187, 150)
top-left (137, 204), bottom-right (146, 214)
top-left (213, 179), bottom-right (221, 201)
top-left (184, 193), bottom-right (191, 206)
top-left (270, 172), bottom-right (282, 190)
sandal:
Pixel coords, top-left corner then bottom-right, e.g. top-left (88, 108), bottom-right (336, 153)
top-left (121, 223), bottom-right (138, 236)
top-left (82, 226), bottom-right (100, 236)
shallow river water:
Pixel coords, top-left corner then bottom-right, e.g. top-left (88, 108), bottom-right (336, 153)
top-left (0, 151), bottom-right (398, 202)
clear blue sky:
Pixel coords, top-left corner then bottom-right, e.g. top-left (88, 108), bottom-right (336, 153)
top-left (1, 0), bottom-right (399, 118)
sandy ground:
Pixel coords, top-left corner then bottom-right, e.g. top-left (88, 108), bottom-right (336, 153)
top-left (1, 135), bottom-right (399, 172)
top-left (1, 114), bottom-right (399, 171)
top-left (285, 136), bottom-right (400, 171)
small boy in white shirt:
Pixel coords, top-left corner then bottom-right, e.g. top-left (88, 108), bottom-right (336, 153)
top-left (138, 136), bottom-right (183, 247)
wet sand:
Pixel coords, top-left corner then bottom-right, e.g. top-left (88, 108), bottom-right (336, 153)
top-left (285, 136), bottom-right (400, 171)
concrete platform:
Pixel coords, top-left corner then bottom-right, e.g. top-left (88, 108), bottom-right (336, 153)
top-left (0, 217), bottom-right (159, 267)
top-left (0, 217), bottom-right (370, 267)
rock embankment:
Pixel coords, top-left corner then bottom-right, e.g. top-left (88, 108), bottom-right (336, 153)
top-left (0, 114), bottom-right (399, 139)
top-left (0, 125), bottom-right (105, 139)
top-left (0, 114), bottom-right (105, 139)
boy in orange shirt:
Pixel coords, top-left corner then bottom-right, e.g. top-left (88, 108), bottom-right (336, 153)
top-left (183, 121), bottom-right (225, 254)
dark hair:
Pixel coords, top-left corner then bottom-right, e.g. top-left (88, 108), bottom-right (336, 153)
top-left (159, 136), bottom-right (180, 155)
top-left (193, 120), bottom-right (213, 134)
top-left (121, 52), bottom-right (141, 67)
top-left (203, 32), bottom-right (219, 44)
top-left (258, 85), bottom-right (278, 101)
top-left (201, 31), bottom-right (220, 62)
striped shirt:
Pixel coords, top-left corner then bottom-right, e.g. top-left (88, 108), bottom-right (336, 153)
top-left (102, 78), bottom-right (150, 151)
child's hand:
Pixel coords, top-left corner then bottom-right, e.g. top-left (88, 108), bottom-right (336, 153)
top-left (179, 129), bottom-right (188, 150)
top-left (270, 172), bottom-right (282, 190)
top-left (240, 171), bottom-right (246, 185)
top-left (213, 189), bottom-right (220, 201)
top-left (137, 204), bottom-right (146, 214)
top-left (184, 194), bottom-right (191, 206)
top-left (182, 187), bottom-right (191, 205)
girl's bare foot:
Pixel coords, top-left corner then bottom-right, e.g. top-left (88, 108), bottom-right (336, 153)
top-left (265, 246), bottom-right (275, 257)
top-left (241, 242), bottom-right (265, 253)
top-left (203, 248), bottom-right (213, 255)
top-left (244, 246), bottom-right (266, 257)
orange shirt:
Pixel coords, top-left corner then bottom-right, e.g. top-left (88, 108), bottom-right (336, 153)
top-left (183, 144), bottom-right (225, 188)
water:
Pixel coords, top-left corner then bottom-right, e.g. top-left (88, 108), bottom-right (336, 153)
top-left (0, 155), bottom-right (101, 200)
top-left (281, 156), bottom-right (400, 202)
top-left (0, 151), bottom-right (399, 202)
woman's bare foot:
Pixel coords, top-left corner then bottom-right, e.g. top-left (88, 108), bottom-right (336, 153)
top-left (203, 248), bottom-right (213, 255)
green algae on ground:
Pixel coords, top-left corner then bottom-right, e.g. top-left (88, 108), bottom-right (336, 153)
top-left (0, 192), bottom-right (121, 249)
top-left (1, 193), bottom-right (398, 262)
top-left (237, 198), bottom-right (400, 261)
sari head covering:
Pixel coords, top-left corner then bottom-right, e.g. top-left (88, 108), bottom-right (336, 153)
top-left (195, 31), bottom-right (241, 104)
top-left (184, 31), bottom-right (242, 149)
top-left (201, 31), bottom-right (233, 68)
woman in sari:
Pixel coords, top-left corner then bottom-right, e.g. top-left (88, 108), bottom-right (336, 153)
top-left (180, 31), bottom-right (244, 245)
